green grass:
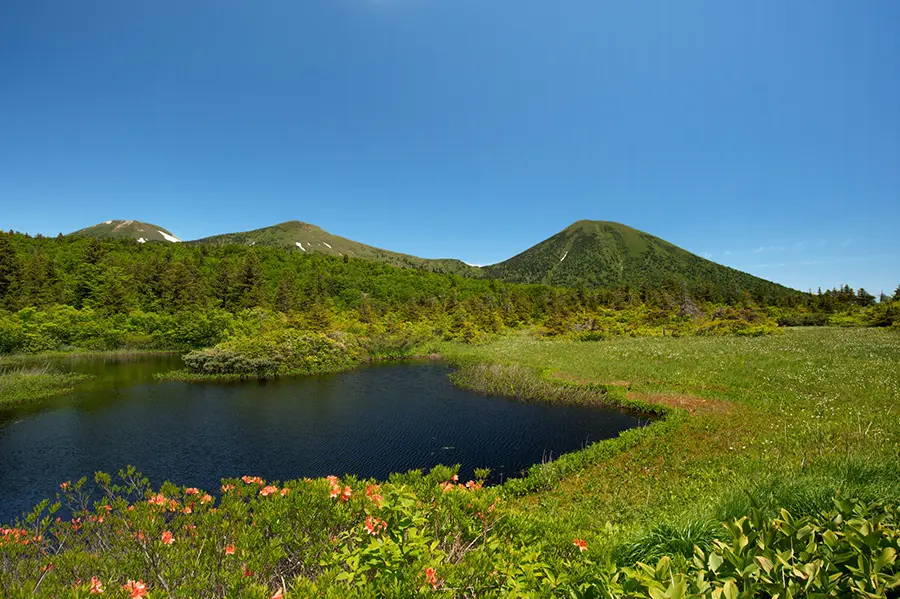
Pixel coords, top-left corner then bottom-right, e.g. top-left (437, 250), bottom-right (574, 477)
top-left (0, 365), bottom-right (90, 406)
top-left (439, 327), bottom-right (900, 558)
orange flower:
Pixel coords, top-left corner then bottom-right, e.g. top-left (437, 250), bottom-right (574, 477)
top-left (147, 494), bottom-right (167, 506)
top-left (221, 484), bottom-right (235, 492)
top-left (60, 482), bottom-right (70, 490)
top-left (259, 485), bottom-right (278, 497)
top-left (340, 486), bottom-right (352, 502)
top-left (451, 474), bottom-right (459, 482)
top-left (365, 484), bottom-right (383, 507)
top-left (329, 484), bottom-right (341, 499)
top-left (424, 567), bottom-right (439, 589)
top-left (280, 488), bottom-right (290, 496)
top-left (242, 475), bottom-right (263, 485)
top-left (88, 576), bottom-right (104, 594)
top-left (161, 530), bottom-right (174, 545)
top-left (200, 494), bottom-right (213, 504)
top-left (123, 580), bottom-right (147, 598)
top-left (364, 516), bottom-right (387, 536)
top-left (573, 538), bottom-right (587, 552)
top-left (185, 487), bottom-right (200, 495)
top-left (225, 543), bottom-right (236, 555)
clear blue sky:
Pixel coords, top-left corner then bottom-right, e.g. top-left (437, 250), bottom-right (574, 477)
top-left (2, 1), bottom-right (898, 295)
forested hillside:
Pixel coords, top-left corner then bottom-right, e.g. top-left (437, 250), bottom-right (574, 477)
top-left (483, 220), bottom-right (800, 303)
top-left (190, 220), bottom-right (480, 277)
top-left (0, 231), bottom-right (895, 357)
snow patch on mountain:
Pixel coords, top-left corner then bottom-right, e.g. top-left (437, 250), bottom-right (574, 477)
top-left (158, 230), bottom-right (181, 243)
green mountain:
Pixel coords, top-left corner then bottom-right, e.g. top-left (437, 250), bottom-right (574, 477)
top-left (190, 221), bottom-right (480, 276)
top-left (482, 221), bottom-right (798, 300)
top-left (69, 220), bottom-right (182, 244)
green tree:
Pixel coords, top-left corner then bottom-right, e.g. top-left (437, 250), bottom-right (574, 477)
top-left (0, 232), bottom-right (21, 306)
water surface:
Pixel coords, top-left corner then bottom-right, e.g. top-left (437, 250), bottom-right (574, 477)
top-left (0, 357), bottom-right (644, 522)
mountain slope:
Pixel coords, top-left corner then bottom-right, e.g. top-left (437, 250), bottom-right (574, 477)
top-left (69, 220), bottom-right (181, 243)
top-left (483, 221), bottom-right (797, 299)
top-left (191, 221), bottom-right (480, 276)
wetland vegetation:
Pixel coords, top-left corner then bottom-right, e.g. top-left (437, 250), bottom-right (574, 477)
top-left (1, 232), bottom-right (898, 597)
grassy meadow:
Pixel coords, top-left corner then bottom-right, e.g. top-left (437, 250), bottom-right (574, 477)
top-left (441, 327), bottom-right (900, 557)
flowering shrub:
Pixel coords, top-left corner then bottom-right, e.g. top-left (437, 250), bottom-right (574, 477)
top-left (1, 466), bottom-right (896, 598)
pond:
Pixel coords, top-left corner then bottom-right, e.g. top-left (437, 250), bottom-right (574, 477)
top-left (0, 356), bottom-right (647, 523)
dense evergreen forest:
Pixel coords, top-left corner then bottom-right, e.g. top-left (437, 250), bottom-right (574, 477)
top-left (0, 231), bottom-right (896, 357)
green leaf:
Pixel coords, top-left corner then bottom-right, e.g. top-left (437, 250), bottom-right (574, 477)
top-left (722, 580), bottom-right (738, 599)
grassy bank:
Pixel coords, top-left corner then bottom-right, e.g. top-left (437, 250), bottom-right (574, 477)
top-left (439, 327), bottom-right (900, 558)
top-left (0, 365), bottom-right (90, 406)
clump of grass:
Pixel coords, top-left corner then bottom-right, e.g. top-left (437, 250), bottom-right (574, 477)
top-left (612, 517), bottom-right (720, 565)
top-left (0, 364), bottom-right (90, 406)
top-left (449, 362), bottom-right (611, 405)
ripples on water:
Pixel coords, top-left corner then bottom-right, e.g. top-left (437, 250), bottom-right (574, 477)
top-left (0, 357), bottom-right (644, 522)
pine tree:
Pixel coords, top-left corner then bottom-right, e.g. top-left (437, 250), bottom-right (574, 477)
top-left (0, 232), bottom-right (20, 306)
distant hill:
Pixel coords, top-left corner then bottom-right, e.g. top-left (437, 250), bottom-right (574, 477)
top-left (69, 220), bottom-right (181, 244)
top-left (190, 221), bottom-right (480, 276)
top-left (482, 220), bottom-right (798, 300)
top-left (62, 218), bottom-right (799, 300)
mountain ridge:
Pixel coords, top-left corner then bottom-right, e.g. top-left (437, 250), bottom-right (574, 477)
top-left (66, 218), bottom-right (800, 297)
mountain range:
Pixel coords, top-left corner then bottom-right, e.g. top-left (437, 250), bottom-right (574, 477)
top-left (66, 219), bottom-right (797, 296)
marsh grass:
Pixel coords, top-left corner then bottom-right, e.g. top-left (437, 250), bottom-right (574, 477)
top-left (0, 363), bottom-right (90, 406)
top-left (440, 327), bottom-right (900, 561)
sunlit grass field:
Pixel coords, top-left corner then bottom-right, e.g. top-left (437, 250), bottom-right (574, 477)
top-left (441, 327), bottom-right (900, 559)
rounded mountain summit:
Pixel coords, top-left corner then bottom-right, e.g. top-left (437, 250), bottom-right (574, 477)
top-left (68, 220), bottom-right (181, 244)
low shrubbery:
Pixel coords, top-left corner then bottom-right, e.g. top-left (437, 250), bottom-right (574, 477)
top-left (181, 330), bottom-right (361, 379)
top-left (0, 467), bottom-right (896, 598)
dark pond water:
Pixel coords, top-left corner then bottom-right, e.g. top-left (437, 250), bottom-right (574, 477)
top-left (0, 356), bottom-right (646, 523)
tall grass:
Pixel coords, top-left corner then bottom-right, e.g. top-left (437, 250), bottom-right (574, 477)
top-left (0, 363), bottom-right (89, 406)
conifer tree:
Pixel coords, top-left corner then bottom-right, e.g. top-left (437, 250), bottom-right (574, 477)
top-left (0, 232), bottom-right (20, 306)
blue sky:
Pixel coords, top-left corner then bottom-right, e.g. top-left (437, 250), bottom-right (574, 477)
top-left (2, 0), bottom-right (898, 295)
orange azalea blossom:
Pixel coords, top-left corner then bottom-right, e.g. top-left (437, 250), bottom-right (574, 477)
top-left (364, 516), bottom-right (387, 535)
top-left (242, 475), bottom-right (263, 485)
top-left (88, 576), bottom-right (104, 594)
top-left (185, 487), bottom-right (200, 495)
top-left (60, 481), bottom-right (70, 490)
top-left (340, 486), bottom-right (352, 502)
top-left (201, 493), bottom-right (213, 504)
top-left (182, 506), bottom-right (192, 515)
top-left (280, 488), bottom-right (290, 496)
top-left (424, 567), bottom-right (439, 589)
top-left (147, 493), bottom-right (167, 506)
top-left (451, 474), bottom-right (459, 482)
top-left (573, 538), bottom-right (587, 552)
top-left (329, 484), bottom-right (341, 499)
top-left (365, 484), bottom-right (383, 507)
top-left (161, 530), bottom-right (175, 545)
top-left (259, 485), bottom-right (278, 497)
top-left (225, 543), bottom-right (236, 555)
top-left (221, 484), bottom-right (235, 492)
top-left (325, 475), bottom-right (339, 485)
top-left (123, 580), bottom-right (147, 598)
